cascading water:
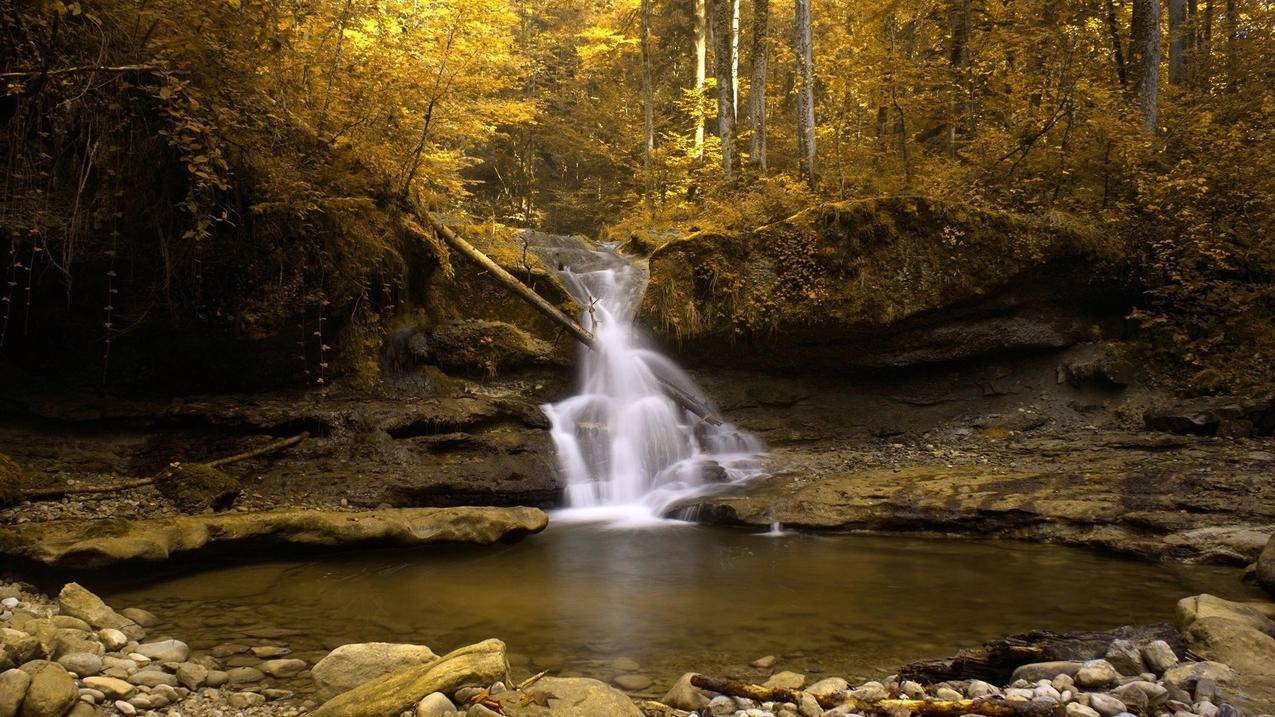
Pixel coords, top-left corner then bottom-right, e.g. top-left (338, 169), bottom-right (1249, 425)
top-left (537, 236), bottom-right (764, 519)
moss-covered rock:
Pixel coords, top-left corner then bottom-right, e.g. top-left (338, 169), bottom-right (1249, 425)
top-left (154, 463), bottom-right (242, 513)
top-left (0, 452), bottom-right (24, 509)
top-left (425, 320), bottom-right (565, 377)
top-left (641, 196), bottom-right (1111, 369)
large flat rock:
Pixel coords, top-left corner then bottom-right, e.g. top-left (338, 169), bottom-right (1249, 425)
top-left (0, 506), bottom-right (548, 569)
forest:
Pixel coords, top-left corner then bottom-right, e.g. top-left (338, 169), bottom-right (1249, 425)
top-left (2, 2), bottom-right (1275, 717)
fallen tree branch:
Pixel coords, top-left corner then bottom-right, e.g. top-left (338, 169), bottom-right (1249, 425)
top-left (690, 675), bottom-right (1065, 717)
top-left (404, 215), bottom-right (723, 425)
top-left (21, 432), bottom-right (308, 502)
top-left (0, 64), bottom-right (166, 79)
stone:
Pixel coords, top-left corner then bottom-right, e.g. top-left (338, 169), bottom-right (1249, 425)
top-left (707, 696), bottom-right (735, 717)
top-left (81, 676), bottom-right (135, 700)
top-left (210, 644), bottom-right (249, 658)
top-left (798, 691), bottom-right (822, 717)
top-left (1259, 533), bottom-right (1275, 598)
top-left (1067, 703), bottom-right (1101, 717)
top-left (55, 585), bottom-right (136, 634)
top-left (0, 668), bottom-right (32, 717)
top-left (968, 680), bottom-right (997, 698)
top-left (765, 672), bottom-right (806, 690)
top-left (850, 682), bottom-right (888, 703)
top-left (49, 617), bottom-right (90, 633)
top-left (64, 703), bottom-right (94, 717)
top-left (612, 674), bottom-right (652, 691)
top-left (311, 642), bottom-right (439, 700)
top-left (225, 666), bottom-right (264, 684)
top-left (1089, 694), bottom-right (1127, 717)
top-left (17, 661), bottom-right (78, 717)
top-left (127, 669), bottom-right (177, 688)
top-left (1110, 683), bottom-right (1152, 711)
top-left (251, 645), bottom-right (290, 658)
top-left (51, 631), bottom-right (102, 660)
top-left (1143, 640), bottom-right (1179, 674)
top-left (937, 687), bottom-right (965, 701)
top-left (204, 670), bottom-right (228, 688)
top-left (1104, 640), bottom-right (1146, 676)
top-left (1013, 661), bottom-right (1084, 683)
top-left (311, 639), bottom-right (508, 717)
top-left (806, 677), bottom-right (848, 700)
top-left (1, 629), bottom-right (40, 668)
top-left (488, 677), bottom-right (647, 716)
top-left (1181, 616), bottom-right (1275, 680)
top-left (113, 700), bottom-right (135, 715)
top-left (1162, 663), bottom-right (1236, 693)
top-left (610, 657), bottom-right (640, 672)
top-left (260, 658), bottom-right (306, 678)
top-left (263, 687), bottom-right (293, 700)
top-left (1076, 660), bottom-right (1121, 688)
top-left (55, 653), bottom-right (102, 678)
top-left (416, 692), bottom-right (457, 717)
top-left (1176, 594), bottom-right (1275, 636)
top-left (228, 691), bottom-right (266, 709)
top-left (175, 662), bottom-right (208, 690)
top-left (133, 640), bottom-right (189, 663)
top-left (751, 655), bottom-right (777, 669)
top-left (96, 630), bottom-right (127, 652)
top-left (120, 609), bottom-right (161, 629)
top-left (658, 673), bottom-right (708, 711)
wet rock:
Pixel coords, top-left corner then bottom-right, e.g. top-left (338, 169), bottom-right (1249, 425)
top-left (17, 661), bottom-right (77, 717)
top-left (260, 658), bottom-right (306, 678)
top-left (764, 672), bottom-right (806, 690)
top-left (52, 630), bottom-right (102, 660)
top-left (204, 670), bottom-right (229, 688)
top-left (227, 691), bottom-right (266, 709)
top-left (95, 630), bottom-right (126, 652)
top-left (250, 645), bottom-right (290, 658)
top-left (423, 321), bottom-right (564, 377)
top-left (661, 673), bottom-right (710, 711)
top-left (175, 662), bottom-right (208, 690)
top-left (612, 674), bottom-right (652, 691)
top-left (1, 629), bottom-right (40, 668)
top-left (610, 657), bottom-right (640, 672)
top-left (55, 584), bottom-right (137, 635)
top-left (64, 702), bottom-right (93, 717)
top-left (1075, 660), bottom-right (1121, 688)
top-left (134, 640), bottom-right (189, 663)
top-left (154, 462), bottom-right (242, 514)
top-left (0, 668), bottom-right (32, 717)
top-left (48, 617), bottom-right (89, 633)
top-left (311, 642), bottom-right (439, 700)
top-left (117, 609), bottom-right (159, 629)
top-left (127, 669), bottom-right (177, 688)
top-left (415, 692), bottom-right (457, 717)
top-left (1089, 693), bottom-right (1127, 717)
top-left (80, 676), bottom-right (135, 700)
top-left (751, 655), bottom-right (777, 669)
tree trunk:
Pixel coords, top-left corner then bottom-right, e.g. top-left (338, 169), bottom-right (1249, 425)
top-left (1169, 0), bottom-right (1188, 84)
top-left (946, 0), bottom-right (973, 157)
top-left (1105, 0), bottom-right (1129, 88)
top-left (1130, 0), bottom-right (1160, 132)
top-left (749, 0), bottom-right (770, 170)
top-left (713, 0), bottom-right (736, 176)
top-left (794, 0), bottom-right (816, 186)
top-left (1225, 0), bottom-right (1237, 91)
top-left (732, 0), bottom-right (741, 117)
top-left (641, 0), bottom-right (655, 209)
top-left (694, 0), bottom-right (707, 160)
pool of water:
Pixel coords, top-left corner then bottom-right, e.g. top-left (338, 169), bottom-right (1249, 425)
top-left (91, 520), bottom-right (1258, 695)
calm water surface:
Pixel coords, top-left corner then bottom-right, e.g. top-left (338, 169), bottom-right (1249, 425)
top-left (93, 521), bottom-right (1258, 692)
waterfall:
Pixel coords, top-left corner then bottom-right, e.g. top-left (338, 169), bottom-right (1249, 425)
top-left (537, 236), bottom-right (764, 519)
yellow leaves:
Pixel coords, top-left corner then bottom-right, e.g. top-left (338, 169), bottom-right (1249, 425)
top-left (576, 26), bottom-right (638, 67)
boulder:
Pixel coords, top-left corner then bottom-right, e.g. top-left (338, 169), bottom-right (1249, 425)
top-left (1162, 662), bottom-right (1236, 692)
top-left (0, 507), bottom-right (549, 569)
top-left (660, 673), bottom-right (710, 711)
top-left (133, 640), bottom-right (189, 663)
top-left (1181, 617), bottom-right (1275, 679)
top-left (311, 639), bottom-right (507, 717)
top-left (1103, 639), bottom-right (1146, 676)
top-left (1176, 594), bottom-right (1275, 637)
top-left (1259, 534), bottom-right (1275, 598)
top-left (1142, 640), bottom-right (1179, 674)
top-left (1, 630), bottom-right (40, 669)
top-left (311, 642), bottom-right (439, 700)
top-left (0, 668), bottom-right (32, 717)
top-left (493, 677), bottom-right (643, 717)
top-left (55, 584), bottom-right (137, 634)
top-left (423, 321), bottom-right (565, 377)
top-left (16, 661), bottom-right (77, 717)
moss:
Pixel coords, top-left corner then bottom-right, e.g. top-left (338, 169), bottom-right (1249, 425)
top-left (425, 320), bottom-right (562, 377)
top-left (155, 463), bottom-right (242, 513)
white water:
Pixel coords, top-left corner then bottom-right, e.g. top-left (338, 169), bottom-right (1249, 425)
top-left (537, 237), bottom-right (764, 521)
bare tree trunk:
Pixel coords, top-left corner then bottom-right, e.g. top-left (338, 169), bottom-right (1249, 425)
top-left (732, 0), bottom-right (741, 117)
top-left (641, 0), bottom-right (655, 210)
top-left (713, 0), bottom-right (737, 176)
top-left (1130, 0), bottom-right (1160, 132)
top-left (945, 0), bottom-right (972, 157)
top-left (1105, 0), bottom-right (1130, 88)
top-left (694, 0), bottom-right (707, 161)
top-left (1169, 0), bottom-right (1188, 84)
top-left (749, 0), bottom-right (770, 170)
top-left (794, 0), bottom-right (816, 186)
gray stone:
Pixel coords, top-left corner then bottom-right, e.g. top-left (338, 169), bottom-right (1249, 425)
top-left (416, 692), bottom-right (457, 717)
top-left (661, 673), bottom-right (710, 711)
top-left (968, 680), bottom-right (997, 698)
top-left (1110, 682), bottom-right (1152, 711)
top-left (492, 676), bottom-right (642, 716)
top-left (260, 658), bottom-right (306, 678)
top-left (55, 652), bottom-right (101, 680)
top-left (1143, 640), bottom-right (1179, 674)
top-left (610, 657), bottom-right (640, 672)
top-left (263, 688), bottom-right (293, 700)
top-left (1104, 640), bottom-right (1146, 676)
top-left (311, 642), bottom-right (438, 700)
top-left (113, 700), bottom-right (135, 716)
top-left (708, 695), bottom-right (735, 716)
top-left (1076, 660), bottom-right (1121, 688)
top-left (250, 645), bottom-right (291, 659)
top-left (127, 669), bottom-right (177, 688)
top-left (1090, 694), bottom-right (1127, 717)
top-left (133, 640), bottom-right (189, 663)
top-left (175, 661), bottom-right (207, 690)
top-left (204, 670), bottom-right (228, 688)
top-left (612, 673), bottom-right (652, 691)
top-left (1013, 661), bottom-right (1083, 683)
top-left (798, 691), bottom-right (822, 717)
top-left (750, 655), bottom-right (777, 669)
top-left (850, 681), bottom-right (888, 703)
top-left (0, 668), bottom-right (32, 717)
top-left (96, 629), bottom-right (127, 652)
top-left (16, 661), bottom-right (78, 717)
top-left (225, 666), bottom-right (264, 684)
top-left (1162, 662), bottom-right (1236, 693)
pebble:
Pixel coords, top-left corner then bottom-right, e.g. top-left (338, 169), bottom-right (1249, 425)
top-left (1068, 703), bottom-right (1101, 717)
top-left (251, 645), bottom-right (292, 658)
top-left (226, 666), bottom-right (265, 684)
top-left (751, 655), bottom-right (777, 669)
top-left (416, 692), bottom-right (457, 717)
top-left (611, 657), bottom-right (640, 672)
top-left (612, 673), bottom-right (653, 691)
top-left (764, 671), bottom-right (806, 690)
top-left (98, 628), bottom-right (128, 651)
top-left (135, 639), bottom-right (190, 663)
top-left (260, 658), bottom-right (307, 678)
top-left (1090, 693), bottom-right (1127, 716)
top-left (708, 695), bottom-right (736, 716)
top-left (115, 699), bottom-right (137, 715)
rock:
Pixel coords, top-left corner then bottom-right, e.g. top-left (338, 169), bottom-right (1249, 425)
top-left (250, 645), bottom-right (290, 658)
top-left (1076, 660), bottom-right (1121, 688)
top-left (1, 629), bottom-right (40, 668)
top-left (751, 655), bottom-right (777, 669)
top-left (0, 668), bottom-right (32, 717)
top-left (1110, 683), bottom-right (1151, 711)
top-left (1181, 616), bottom-right (1275, 679)
top-left (55, 584), bottom-right (136, 635)
top-left (263, 687), bottom-right (293, 700)
top-left (113, 700), bottom-right (135, 716)
top-left (0, 507), bottom-right (550, 569)
top-left (1143, 640), bottom-right (1179, 674)
top-left (937, 687), bottom-right (965, 701)
top-left (51, 631), bottom-right (102, 660)
top-left (117, 610), bottom-right (159, 629)
top-left (612, 674), bottom-right (652, 691)
top-left (1012, 662), bottom-right (1084, 683)
top-left (311, 642), bottom-right (439, 700)
top-left (205, 670), bottom-right (229, 687)
top-left (850, 682), bottom-right (888, 703)
top-left (1162, 663), bottom-right (1236, 693)
top-left (210, 644), bottom-right (249, 658)
top-left (416, 692), bottom-right (457, 717)
top-left (968, 680), bottom-right (997, 698)
top-left (48, 617), bottom-right (89, 633)
top-left (64, 703), bottom-right (93, 717)
top-left (260, 658), bottom-right (306, 678)
top-left (1176, 594), bottom-right (1275, 636)
top-left (132, 639), bottom-right (188, 663)
top-left (17, 661), bottom-right (78, 717)
top-left (1144, 395), bottom-right (1275, 437)
top-left (660, 673), bottom-right (710, 711)
top-left (175, 662), bottom-right (207, 690)
top-left (1104, 640), bottom-right (1146, 676)
top-left (225, 666), bottom-right (264, 684)
top-left (127, 669), bottom-right (177, 688)
top-left (80, 677), bottom-right (135, 700)
top-left (1089, 694), bottom-right (1127, 717)
top-left (55, 653), bottom-right (102, 678)
top-left (1067, 703), bottom-right (1101, 717)
top-left (491, 676), bottom-right (643, 716)
top-left (95, 630), bottom-right (126, 653)
top-left (228, 691), bottom-right (266, 709)
top-left (806, 677), bottom-right (848, 700)
top-left (1257, 533), bottom-right (1275, 598)
top-left (311, 639), bottom-right (508, 717)
top-left (764, 672), bottom-right (806, 690)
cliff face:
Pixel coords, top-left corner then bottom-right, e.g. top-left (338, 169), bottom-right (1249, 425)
top-left (640, 196), bottom-right (1124, 371)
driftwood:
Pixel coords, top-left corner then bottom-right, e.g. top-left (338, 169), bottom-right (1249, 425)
top-left (0, 64), bottom-right (166, 79)
top-left (405, 215), bottom-right (722, 425)
top-left (21, 432), bottom-right (308, 502)
top-left (689, 675), bottom-right (1064, 717)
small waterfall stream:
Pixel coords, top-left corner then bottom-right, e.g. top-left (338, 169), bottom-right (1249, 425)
top-left (536, 235), bottom-right (764, 519)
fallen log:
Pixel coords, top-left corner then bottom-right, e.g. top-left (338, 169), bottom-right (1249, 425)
top-left (689, 675), bottom-right (1065, 717)
top-left (405, 215), bottom-right (722, 425)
